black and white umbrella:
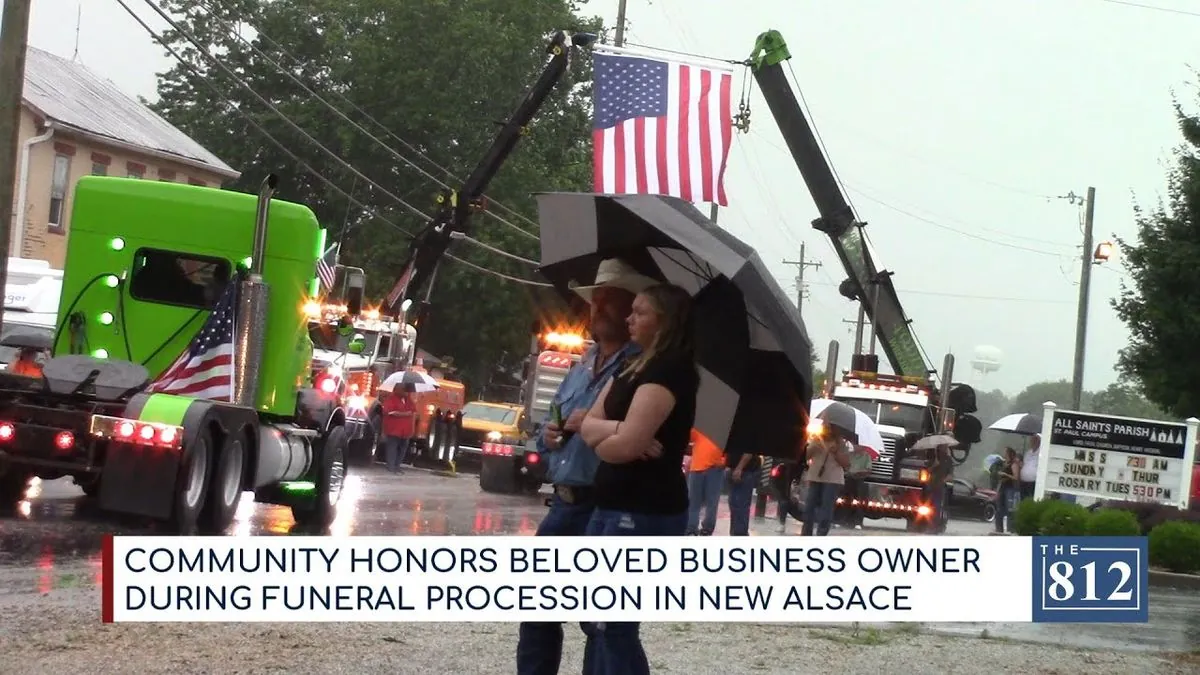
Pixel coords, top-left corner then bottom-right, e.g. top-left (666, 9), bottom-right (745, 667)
top-left (989, 413), bottom-right (1042, 436)
top-left (534, 192), bottom-right (815, 459)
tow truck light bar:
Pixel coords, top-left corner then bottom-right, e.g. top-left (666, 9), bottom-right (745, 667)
top-left (89, 415), bottom-right (184, 450)
top-left (843, 378), bottom-right (926, 395)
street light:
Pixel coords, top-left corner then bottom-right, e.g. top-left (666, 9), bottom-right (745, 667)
top-left (1093, 240), bottom-right (1115, 264)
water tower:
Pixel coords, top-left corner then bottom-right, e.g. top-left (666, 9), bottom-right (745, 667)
top-left (971, 345), bottom-right (1003, 383)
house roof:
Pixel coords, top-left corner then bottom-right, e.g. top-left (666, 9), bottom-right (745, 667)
top-left (22, 47), bottom-right (239, 179)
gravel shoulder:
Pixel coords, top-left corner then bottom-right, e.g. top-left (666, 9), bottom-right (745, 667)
top-left (2, 582), bottom-right (1197, 675)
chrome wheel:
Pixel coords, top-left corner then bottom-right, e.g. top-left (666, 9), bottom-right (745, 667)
top-left (220, 439), bottom-right (244, 507)
top-left (327, 451), bottom-right (345, 507)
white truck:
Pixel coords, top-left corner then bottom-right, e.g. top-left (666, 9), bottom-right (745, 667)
top-left (1, 257), bottom-right (61, 367)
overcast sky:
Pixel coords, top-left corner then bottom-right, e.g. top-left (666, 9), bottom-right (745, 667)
top-left (16, 0), bottom-right (1200, 398)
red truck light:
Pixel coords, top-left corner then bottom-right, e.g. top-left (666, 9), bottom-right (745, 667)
top-left (0, 422), bottom-right (13, 441)
top-left (55, 431), bottom-right (75, 450)
top-left (317, 375), bottom-right (338, 395)
top-left (90, 415), bottom-right (184, 450)
top-left (525, 451), bottom-right (540, 465)
top-left (770, 465), bottom-right (783, 479)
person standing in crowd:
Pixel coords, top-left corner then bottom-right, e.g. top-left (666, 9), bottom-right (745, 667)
top-left (380, 382), bottom-right (415, 474)
top-left (1020, 434), bottom-right (1040, 499)
top-left (725, 447), bottom-right (760, 536)
top-left (579, 283), bottom-right (699, 675)
top-left (685, 428), bottom-right (725, 535)
top-left (516, 258), bottom-right (647, 675)
top-left (9, 346), bottom-right (44, 378)
top-left (994, 447), bottom-right (1022, 533)
top-left (929, 442), bottom-right (954, 533)
top-left (801, 422), bottom-right (852, 536)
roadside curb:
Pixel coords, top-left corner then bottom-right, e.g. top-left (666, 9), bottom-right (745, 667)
top-left (1149, 570), bottom-right (1200, 591)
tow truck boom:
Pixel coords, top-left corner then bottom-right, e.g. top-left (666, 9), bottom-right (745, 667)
top-left (747, 30), bottom-right (931, 381)
top-left (390, 30), bottom-right (597, 321)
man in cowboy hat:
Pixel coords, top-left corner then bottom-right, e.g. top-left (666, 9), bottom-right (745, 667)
top-left (517, 258), bottom-right (651, 675)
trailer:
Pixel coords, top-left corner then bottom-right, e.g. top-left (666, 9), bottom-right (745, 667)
top-left (0, 175), bottom-right (349, 534)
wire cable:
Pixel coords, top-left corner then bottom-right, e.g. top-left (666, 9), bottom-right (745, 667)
top-left (136, 0), bottom-right (431, 225)
top-left (117, 1), bottom-right (551, 289)
top-left (1097, 0), bottom-right (1200, 18)
top-left (193, 0), bottom-right (541, 240)
top-left (449, 232), bottom-right (539, 265)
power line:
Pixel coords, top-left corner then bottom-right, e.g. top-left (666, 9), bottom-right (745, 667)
top-left (807, 280), bottom-right (1074, 304)
top-left (1097, 0), bottom-right (1200, 18)
top-left (115, 0), bottom-right (549, 289)
top-left (847, 185), bottom-right (1072, 256)
top-left (193, 0), bottom-right (541, 241)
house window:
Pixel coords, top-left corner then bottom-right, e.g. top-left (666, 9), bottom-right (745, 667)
top-left (128, 168), bottom-right (143, 179)
top-left (129, 248), bottom-right (232, 310)
top-left (127, 161), bottom-right (146, 179)
top-left (92, 163), bottom-right (107, 176)
top-left (48, 153), bottom-right (71, 231)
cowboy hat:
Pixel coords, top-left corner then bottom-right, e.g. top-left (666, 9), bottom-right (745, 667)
top-left (570, 258), bottom-right (658, 302)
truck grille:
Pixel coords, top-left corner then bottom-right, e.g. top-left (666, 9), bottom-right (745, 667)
top-left (870, 436), bottom-right (898, 481)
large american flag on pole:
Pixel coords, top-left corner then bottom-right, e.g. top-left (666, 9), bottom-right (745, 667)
top-left (145, 280), bottom-right (238, 401)
top-left (592, 47), bottom-right (734, 206)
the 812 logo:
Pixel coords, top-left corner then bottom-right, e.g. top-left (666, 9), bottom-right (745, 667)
top-left (1032, 537), bottom-right (1148, 623)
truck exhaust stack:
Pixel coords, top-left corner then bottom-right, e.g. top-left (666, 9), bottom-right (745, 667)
top-left (233, 174), bottom-right (278, 408)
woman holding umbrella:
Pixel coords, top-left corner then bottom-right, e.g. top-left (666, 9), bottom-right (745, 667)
top-left (801, 402), bottom-right (858, 536)
top-left (579, 283), bottom-right (699, 675)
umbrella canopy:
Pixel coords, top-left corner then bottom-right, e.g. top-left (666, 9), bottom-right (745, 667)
top-left (989, 413), bottom-right (1042, 436)
top-left (910, 434), bottom-right (959, 451)
top-left (0, 332), bottom-right (53, 350)
top-left (810, 398), bottom-right (884, 460)
top-left (535, 192), bottom-right (815, 458)
top-left (381, 370), bottom-right (439, 393)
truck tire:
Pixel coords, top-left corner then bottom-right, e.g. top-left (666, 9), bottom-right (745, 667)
top-left (348, 410), bottom-right (380, 467)
top-left (443, 418), bottom-right (460, 465)
top-left (292, 425), bottom-right (348, 530)
top-left (425, 417), bottom-right (441, 461)
top-left (0, 465), bottom-right (32, 514)
top-left (171, 427), bottom-right (213, 535)
top-left (479, 460), bottom-right (517, 494)
top-left (200, 429), bottom-right (248, 534)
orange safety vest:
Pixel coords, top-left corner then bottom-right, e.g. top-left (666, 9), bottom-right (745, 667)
top-left (10, 357), bottom-right (42, 378)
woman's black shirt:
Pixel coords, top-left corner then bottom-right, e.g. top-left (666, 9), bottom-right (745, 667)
top-left (595, 352), bottom-right (699, 514)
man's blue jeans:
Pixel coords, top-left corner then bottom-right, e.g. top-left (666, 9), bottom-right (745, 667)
top-left (686, 467), bottom-right (724, 535)
top-left (516, 493), bottom-right (595, 675)
top-left (382, 436), bottom-right (410, 473)
top-left (802, 481), bottom-right (840, 536)
top-left (581, 509), bottom-right (687, 675)
top-left (727, 468), bottom-right (759, 536)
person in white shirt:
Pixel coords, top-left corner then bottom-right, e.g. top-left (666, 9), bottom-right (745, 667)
top-left (1019, 434), bottom-right (1040, 499)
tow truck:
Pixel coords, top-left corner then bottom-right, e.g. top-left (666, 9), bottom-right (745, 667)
top-left (749, 30), bottom-right (982, 531)
top-left (477, 327), bottom-right (586, 494)
top-left (0, 174), bottom-right (349, 534)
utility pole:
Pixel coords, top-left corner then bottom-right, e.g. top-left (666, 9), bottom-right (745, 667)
top-left (782, 243), bottom-right (821, 313)
top-left (614, 0), bottom-right (628, 47)
top-left (0, 0), bottom-right (33, 339)
top-left (1067, 186), bottom-right (1097, 411)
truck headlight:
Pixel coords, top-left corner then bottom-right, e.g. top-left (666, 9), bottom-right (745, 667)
top-left (347, 395), bottom-right (368, 410)
top-left (487, 431), bottom-right (502, 441)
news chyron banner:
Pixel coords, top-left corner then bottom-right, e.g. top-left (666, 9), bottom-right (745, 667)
top-left (101, 535), bottom-right (1150, 623)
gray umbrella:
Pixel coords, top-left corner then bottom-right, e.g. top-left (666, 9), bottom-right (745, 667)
top-left (534, 192), bottom-right (815, 459)
top-left (815, 400), bottom-right (860, 443)
top-left (0, 331), bottom-right (53, 350)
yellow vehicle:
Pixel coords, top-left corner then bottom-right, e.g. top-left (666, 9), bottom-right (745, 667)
top-left (458, 401), bottom-right (527, 465)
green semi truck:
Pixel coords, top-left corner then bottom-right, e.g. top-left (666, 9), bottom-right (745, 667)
top-left (0, 175), bottom-right (349, 534)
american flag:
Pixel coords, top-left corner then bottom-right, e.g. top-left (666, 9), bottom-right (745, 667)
top-left (146, 279), bottom-right (238, 401)
top-left (592, 48), bottom-right (734, 206)
top-left (385, 258), bottom-right (415, 311)
top-left (316, 242), bottom-right (339, 291)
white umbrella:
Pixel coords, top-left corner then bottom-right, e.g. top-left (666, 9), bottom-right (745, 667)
top-left (910, 434), bottom-right (959, 451)
top-left (809, 398), bottom-right (884, 460)
top-left (989, 413), bottom-right (1042, 436)
top-left (381, 370), bottom-right (439, 393)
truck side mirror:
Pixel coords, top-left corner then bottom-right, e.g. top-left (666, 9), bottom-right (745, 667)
top-left (345, 270), bottom-right (365, 316)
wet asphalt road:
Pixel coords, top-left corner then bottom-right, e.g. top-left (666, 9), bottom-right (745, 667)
top-left (1, 466), bottom-right (1197, 653)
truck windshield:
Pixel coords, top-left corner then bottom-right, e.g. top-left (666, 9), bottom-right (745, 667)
top-left (841, 399), bottom-right (928, 433)
top-left (308, 323), bottom-right (381, 357)
top-left (462, 403), bottom-right (516, 425)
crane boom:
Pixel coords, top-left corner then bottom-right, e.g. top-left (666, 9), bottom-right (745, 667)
top-left (747, 30), bottom-right (931, 381)
top-left (387, 31), bottom-right (596, 318)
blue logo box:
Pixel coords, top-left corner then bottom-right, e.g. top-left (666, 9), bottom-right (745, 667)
top-left (1031, 536), bottom-right (1149, 623)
